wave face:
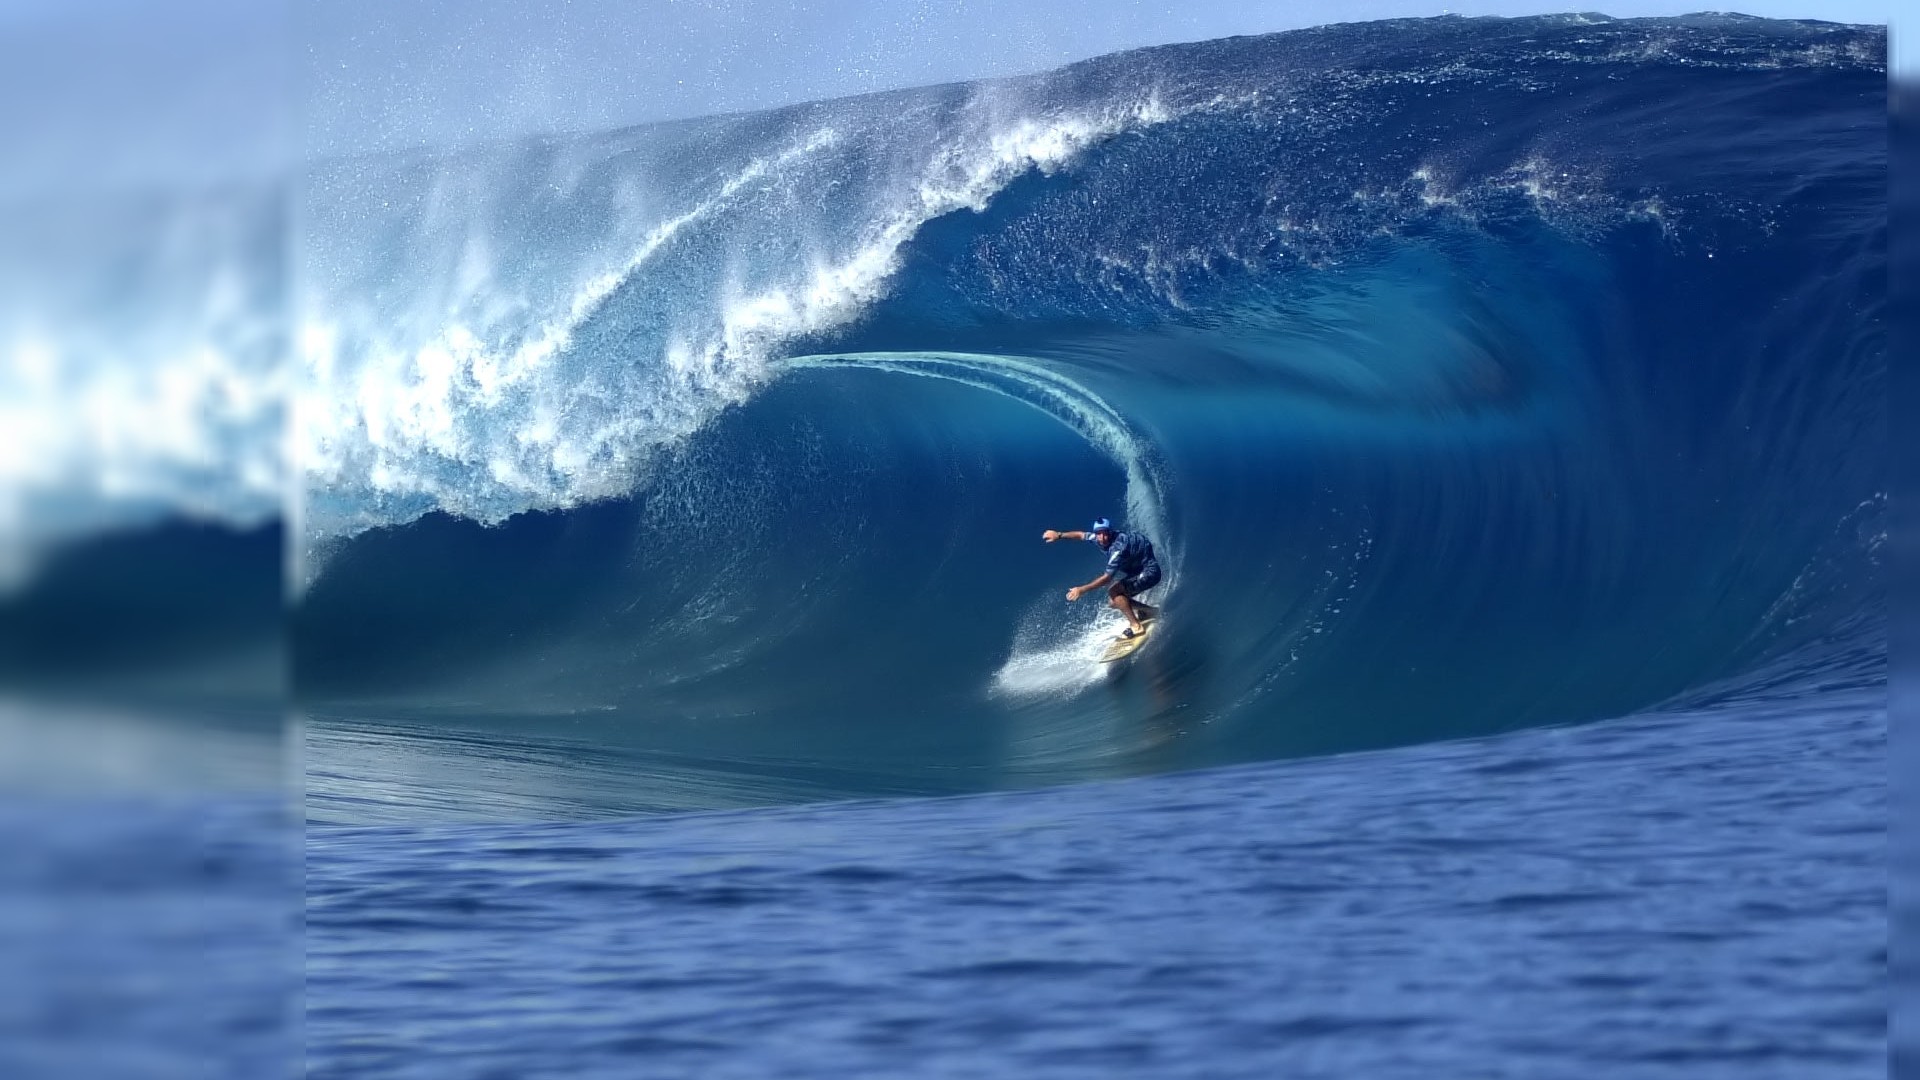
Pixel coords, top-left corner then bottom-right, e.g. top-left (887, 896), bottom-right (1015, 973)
top-left (296, 15), bottom-right (1887, 802)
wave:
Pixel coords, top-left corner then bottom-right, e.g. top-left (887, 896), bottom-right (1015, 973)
top-left (295, 90), bottom-right (1174, 558)
top-left (294, 14), bottom-right (1886, 800)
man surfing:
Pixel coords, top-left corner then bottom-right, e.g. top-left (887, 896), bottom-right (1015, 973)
top-left (1041, 518), bottom-right (1162, 639)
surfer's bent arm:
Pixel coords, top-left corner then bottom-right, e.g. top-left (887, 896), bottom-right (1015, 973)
top-left (1067, 572), bottom-right (1114, 601)
top-left (1042, 529), bottom-right (1090, 543)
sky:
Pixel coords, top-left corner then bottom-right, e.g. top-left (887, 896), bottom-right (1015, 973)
top-left (0, 0), bottom-right (1899, 193)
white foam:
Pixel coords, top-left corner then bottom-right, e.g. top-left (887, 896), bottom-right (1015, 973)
top-left (295, 132), bottom-right (843, 539)
top-left (990, 606), bottom-right (1139, 699)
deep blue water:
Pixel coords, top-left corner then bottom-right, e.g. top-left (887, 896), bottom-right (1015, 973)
top-left (307, 627), bottom-right (1884, 1078)
top-left (293, 13), bottom-right (1886, 1078)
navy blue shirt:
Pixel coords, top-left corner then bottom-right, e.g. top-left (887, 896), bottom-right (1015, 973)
top-left (1092, 530), bottom-right (1158, 579)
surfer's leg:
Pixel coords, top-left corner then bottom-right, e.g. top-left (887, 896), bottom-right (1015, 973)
top-left (1108, 582), bottom-right (1145, 634)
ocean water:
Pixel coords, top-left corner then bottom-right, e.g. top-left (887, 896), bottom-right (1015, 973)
top-left (298, 10), bottom-right (1888, 1076)
top-left (308, 629), bottom-right (1882, 1079)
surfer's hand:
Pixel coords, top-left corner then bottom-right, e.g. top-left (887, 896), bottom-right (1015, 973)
top-left (1066, 586), bottom-right (1082, 602)
top-left (1043, 530), bottom-right (1061, 543)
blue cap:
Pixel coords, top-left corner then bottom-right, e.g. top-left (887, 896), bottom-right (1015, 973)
top-left (1090, 518), bottom-right (1116, 534)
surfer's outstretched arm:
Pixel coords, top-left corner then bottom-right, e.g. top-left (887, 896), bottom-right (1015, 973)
top-left (1042, 529), bottom-right (1089, 543)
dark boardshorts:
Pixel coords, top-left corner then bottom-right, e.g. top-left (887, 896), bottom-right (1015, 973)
top-left (1117, 562), bottom-right (1162, 598)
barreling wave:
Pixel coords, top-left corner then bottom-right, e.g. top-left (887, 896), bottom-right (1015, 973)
top-left (295, 88), bottom-right (1175, 558)
top-left (295, 14), bottom-right (1886, 806)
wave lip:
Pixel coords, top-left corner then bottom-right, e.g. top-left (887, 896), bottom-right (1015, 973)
top-left (297, 90), bottom-right (1177, 548)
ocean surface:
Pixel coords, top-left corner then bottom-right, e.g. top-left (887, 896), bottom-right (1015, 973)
top-left (18, 11), bottom-right (1888, 1077)
top-left (308, 628), bottom-right (1883, 1079)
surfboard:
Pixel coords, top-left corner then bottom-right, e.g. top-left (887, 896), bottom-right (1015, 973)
top-left (1100, 623), bottom-right (1152, 663)
top-left (1099, 615), bottom-right (1156, 663)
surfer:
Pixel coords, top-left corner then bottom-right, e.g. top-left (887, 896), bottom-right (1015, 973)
top-left (1041, 518), bottom-right (1162, 638)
